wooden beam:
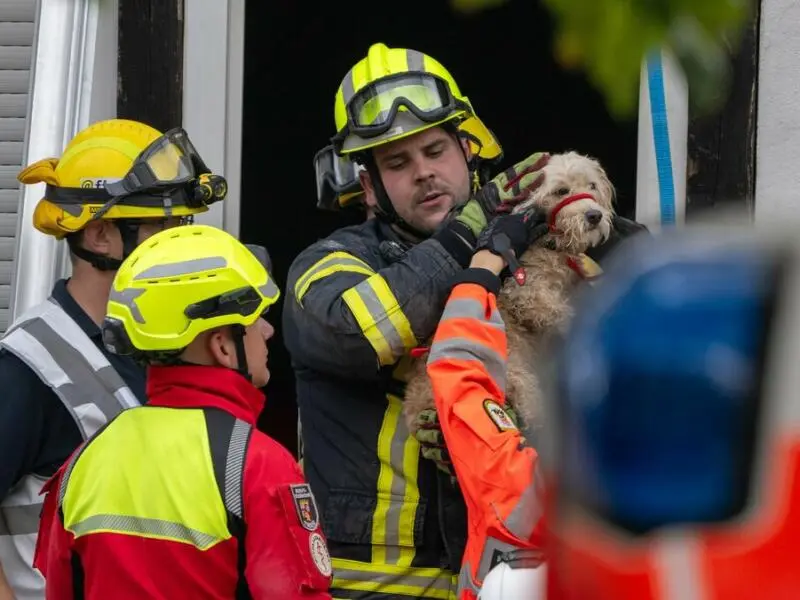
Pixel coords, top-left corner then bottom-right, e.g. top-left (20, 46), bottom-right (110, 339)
top-left (686, 2), bottom-right (762, 218)
top-left (117, 0), bottom-right (184, 131)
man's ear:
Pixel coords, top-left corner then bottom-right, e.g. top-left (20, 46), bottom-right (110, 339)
top-left (206, 327), bottom-right (238, 368)
top-left (80, 220), bottom-right (117, 254)
top-left (359, 169), bottom-right (378, 209)
top-left (460, 136), bottom-right (473, 161)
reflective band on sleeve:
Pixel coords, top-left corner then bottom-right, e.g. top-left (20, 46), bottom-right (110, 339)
top-left (427, 336), bottom-right (506, 394)
top-left (342, 274), bottom-right (416, 366)
top-left (294, 251), bottom-right (375, 304)
top-left (332, 557), bottom-right (456, 600)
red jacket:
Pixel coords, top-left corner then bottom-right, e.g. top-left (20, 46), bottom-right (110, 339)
top-left (34, 365), bottom-right (332, 599)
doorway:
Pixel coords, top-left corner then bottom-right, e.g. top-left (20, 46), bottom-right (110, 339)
top-left (240, 0), bottom-right (639, 454)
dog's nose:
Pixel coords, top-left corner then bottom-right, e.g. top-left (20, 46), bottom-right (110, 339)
top-left (585, 209), bottom-right (603, 227)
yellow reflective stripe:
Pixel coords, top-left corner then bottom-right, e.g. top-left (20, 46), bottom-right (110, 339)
top-left (366, 274), bottom-right (416, 351)
top-left (371, 395), bottom-right (420, 567)
top-left (341, 274), bottom-right (417, 366)
top-left (332, 557), bottom-right (455, 600)
top-left (294, 251), bottom-right (374, 304)
top-left (342, 288), bottom-right (395, 365)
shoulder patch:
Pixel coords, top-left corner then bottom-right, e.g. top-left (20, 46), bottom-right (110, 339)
top-left (290, 483), bottom-right (319, 532)
top-left (483, 399), bottom-right (518, 433)
top-left (309, 532), bottom-right (332, 577)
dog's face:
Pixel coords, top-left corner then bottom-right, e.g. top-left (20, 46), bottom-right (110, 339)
top-left (514, 152), bottom-right (615, 254)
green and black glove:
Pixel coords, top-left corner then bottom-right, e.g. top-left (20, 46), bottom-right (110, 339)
top-left (476, 152), bottom-right (550, 214)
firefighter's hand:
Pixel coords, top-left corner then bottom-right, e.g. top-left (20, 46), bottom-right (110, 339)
top-left (475, 152), bottom-right (550, 215)
top-left (413, 409), bottom-right (455, 477)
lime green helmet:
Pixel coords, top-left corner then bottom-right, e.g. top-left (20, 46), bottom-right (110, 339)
top-left (331, 43), bottom-right (474, 156)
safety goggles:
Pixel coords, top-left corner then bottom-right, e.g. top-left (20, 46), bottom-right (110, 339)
top-left (105, 128), bottom-right (210, 198)
top-left (313, 144), bottom-right (364, 211)
top-left (334, 73), bottom-right (471, 143)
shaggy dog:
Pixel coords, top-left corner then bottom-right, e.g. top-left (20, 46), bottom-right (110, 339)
top-left (403, 151), bottom-right (615, 434)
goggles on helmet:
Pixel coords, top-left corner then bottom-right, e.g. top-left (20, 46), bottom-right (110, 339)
top-left (104, 127), bottom-right (210, 198)
top-left (313, 144), bottom-right (364, 211)
top-left (332, 73), bottom-right (470, 149)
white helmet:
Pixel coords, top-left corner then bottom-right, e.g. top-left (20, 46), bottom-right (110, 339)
top-left (478, 551), bottom-right (547, 600)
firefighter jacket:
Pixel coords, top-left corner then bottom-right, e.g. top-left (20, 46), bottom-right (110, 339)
top-left (0, 290), bottom-right (141, 600)
top-left (33, 365), bottom-right (333, 600)
top-left (283, 218), bottom-right (472, 599)
top-left (426, 270), bottom-right (545, 600)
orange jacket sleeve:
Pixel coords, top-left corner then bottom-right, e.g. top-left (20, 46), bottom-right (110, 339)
top-left (426, 270), bottom-right (545, 597)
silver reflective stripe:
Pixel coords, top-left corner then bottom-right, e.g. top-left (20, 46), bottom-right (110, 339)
top-left (70, 514), bottom-right (220, 551)
top-left (0, 297), bottom-right (141, 594)
top-left (224, 419), bottom-right (251, 520)
top-left (471, 535), bottom-right (521, 594)
top-left (654, 531), bottom-right (706, 600)
top-left (108, 287), bottom-right (146, 323)
top-left (258, 279), bottom-right (279, 301)
top-left (440, 297), bottom-right (504, 329)
top-left (427, 336), bottom-right (507, 394)
top-left (134, 256), bottom-right (227, 280)
top-left (0, 474), bottom-right (47, 598)
top-left (333, 567), bottom-right (453, 595)
top-left (341, 67), bottom-right (356, 105)
top-left (406, 49), bottom-right (426, 73)
top-left (383, 407), bottom-right (411, 562)
top-left (503, 463), bottom-right (545, 540)
top-left (348, 278), bottom-right (410, 363)
top-left (457, 560), bottom-right (481, 598)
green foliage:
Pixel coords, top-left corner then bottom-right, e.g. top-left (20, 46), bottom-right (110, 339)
top-left (450, 0), bottom-right (752, 119)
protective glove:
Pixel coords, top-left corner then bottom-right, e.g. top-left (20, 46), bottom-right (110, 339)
top-left (413, 405), bottom-right (522, 477)
top-left (413, 409), bottom-right (454, 477)
top-left (475, 210), bottom-right (549, 285)
top-left (475, 152), bottom-right (550, 215)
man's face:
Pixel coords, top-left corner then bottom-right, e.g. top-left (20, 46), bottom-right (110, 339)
top-left (362, 127), bottom-right (471, 235)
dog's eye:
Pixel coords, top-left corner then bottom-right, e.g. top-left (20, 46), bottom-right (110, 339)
top-left (588, 182), bottom-right (597, 190)
top-left (555, 187), bottom-right (570, 196)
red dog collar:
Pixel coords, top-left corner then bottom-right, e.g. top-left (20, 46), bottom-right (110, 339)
top-left (548, 192), bottom-right (595, 232)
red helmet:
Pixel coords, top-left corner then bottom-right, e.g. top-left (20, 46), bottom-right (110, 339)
top-left (544, 228), bottom-right (800, 600)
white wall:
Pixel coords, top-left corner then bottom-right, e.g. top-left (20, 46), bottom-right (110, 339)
top-left (754, 0), bottom-right (800, 221)
top-left (11, 0), bottom-right (119, 320)
top-left (182, 0), bottom-right (245, 238)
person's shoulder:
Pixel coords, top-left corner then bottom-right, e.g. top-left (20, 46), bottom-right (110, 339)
top-left (245, 430), bottom-right (304, 483)
top-left (0, 347), bottom-right (51, 397)
top-left (287, 221), bottom-right (379, 281)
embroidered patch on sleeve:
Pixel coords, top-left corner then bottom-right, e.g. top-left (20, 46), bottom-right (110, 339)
top-left (290, 483), bottom-right (319, 532)
top-left (483, 399), bottom-right (518, 433)
top-left (309, 532), bottom-right (333, 577)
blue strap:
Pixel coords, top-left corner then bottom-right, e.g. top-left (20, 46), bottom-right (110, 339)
top-left (647, 52), bottom-right (676, 225)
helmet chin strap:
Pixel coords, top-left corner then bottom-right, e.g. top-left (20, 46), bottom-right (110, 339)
top-left (69, 220), bottom-right (142, 272)
top-left (230, 324), bottom-right (253, 383)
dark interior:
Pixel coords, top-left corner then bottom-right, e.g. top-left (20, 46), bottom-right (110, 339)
top-left (240, 0), bottom-right (639, 455)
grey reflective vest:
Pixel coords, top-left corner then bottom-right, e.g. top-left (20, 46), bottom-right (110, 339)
top-left (0, 297), bottom-right (140, 599)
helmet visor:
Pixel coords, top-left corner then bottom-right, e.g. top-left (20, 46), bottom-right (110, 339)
top-left (313, 144), bottom-right (364, 210)
top-left (345, 73), bottom-right (462, 139)
top-left (105, 128), bottom-right (209, 197)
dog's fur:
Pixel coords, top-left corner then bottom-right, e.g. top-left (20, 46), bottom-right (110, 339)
top-left (403, 151), bottom-right (616, 433)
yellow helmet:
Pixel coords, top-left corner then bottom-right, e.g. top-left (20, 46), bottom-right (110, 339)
top-left (18, 119), bottom-right (224, 240)
top-left (332, 43), bottom-right (474, 155)
top-left (102, 224), bottom-right (280, 356)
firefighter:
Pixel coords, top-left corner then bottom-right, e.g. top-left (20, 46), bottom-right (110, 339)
top-left (0, 119), bottom-right (223, 599)
top-left (34, 224), bottom-right (333, 599)
top-left (283, 42), bottom-right (554, 599)
top-left (544, 228), bottom-right (800, 600)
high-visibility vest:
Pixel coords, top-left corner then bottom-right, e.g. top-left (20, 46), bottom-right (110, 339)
top-left (0, 297), bottom-right (139, 599)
